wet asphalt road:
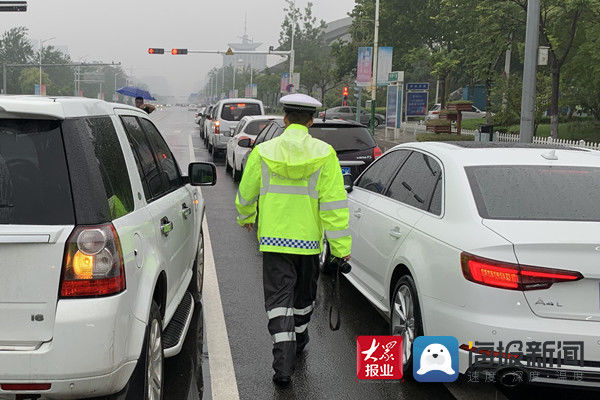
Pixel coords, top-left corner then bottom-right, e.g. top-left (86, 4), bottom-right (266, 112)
top-left (153, 107), bottom-right (598, 400)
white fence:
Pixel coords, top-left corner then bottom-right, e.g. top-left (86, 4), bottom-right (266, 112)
top-left (497, 133), bottom-right (600, 150)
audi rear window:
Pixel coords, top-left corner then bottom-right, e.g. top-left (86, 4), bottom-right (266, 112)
top-left (309, 126), bottom-right (376, 152)
top-left (0, 119), bottom-right (74, 225)
top-left (466, 165), bottom-right (600, 221)
top-left (220, 103), bottom-right (261, 121)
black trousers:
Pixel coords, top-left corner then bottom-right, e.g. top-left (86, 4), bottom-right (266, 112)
top-left (263, 252), bottom-right (319, 378)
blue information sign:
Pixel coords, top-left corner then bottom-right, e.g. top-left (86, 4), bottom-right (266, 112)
top-left (406, 92), bottom-right (429, 117)
top-left (406, 83), bottom-right (430, 91)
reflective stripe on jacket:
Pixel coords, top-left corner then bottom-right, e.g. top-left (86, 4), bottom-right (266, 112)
top-left (235, 124), bottom-right (351, 257)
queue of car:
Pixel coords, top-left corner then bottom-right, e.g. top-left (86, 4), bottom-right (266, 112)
top-left (193, 102), bottom-right (600, 388)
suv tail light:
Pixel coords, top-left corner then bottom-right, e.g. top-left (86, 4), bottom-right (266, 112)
top-left (60, 224), bottom-right (126, 298)
top-left (373, 146), bottom-right (383, 159)
top-left (461, 253), bottom-right (582, 291)
top-left (214, 120), bottom-right (220, 134)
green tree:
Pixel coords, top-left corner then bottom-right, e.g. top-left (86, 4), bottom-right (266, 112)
top-left (562, 19), bottom-right (600, 119)
top-left (278, 0), bottom-right (342, 101)
top-left (0, 27), bottom-right (34, 94)
top-left (39, 45), bottom-right (74, 96)
top-left (18, 68), bottom-right (51, 94)
top-left (510, 0), bottom-right (594, 138)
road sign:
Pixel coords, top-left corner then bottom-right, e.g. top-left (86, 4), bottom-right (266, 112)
top-left (388, 71), bottom-right (404, 84)
top-left (406, 82), bottom-right (429, 91)
top-left (405, 82), bottom-right (430, 118)
top-left (225, 48), bottom-right (234, 56)
top-left (0, 1), bottom-right (27, 12)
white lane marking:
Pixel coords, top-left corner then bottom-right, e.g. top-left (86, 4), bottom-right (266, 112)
top-left (202, 218), bottom-right (240, 400)
top-left (188, 134), bottom-right (195, 165)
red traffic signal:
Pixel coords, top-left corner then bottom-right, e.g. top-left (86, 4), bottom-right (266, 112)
top-left (342, 86), bottom-right (349, 96)
top-left (148, 48), bottom-right (165, 55)
top-left (171, 48), bottom-right (188, 55)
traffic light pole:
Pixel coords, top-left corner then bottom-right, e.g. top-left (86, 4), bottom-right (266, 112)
top-left (369, 0), bottom-right (380, 136)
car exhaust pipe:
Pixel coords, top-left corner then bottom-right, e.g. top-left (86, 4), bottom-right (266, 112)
top-left (496, 368), bottom-right (526, 388)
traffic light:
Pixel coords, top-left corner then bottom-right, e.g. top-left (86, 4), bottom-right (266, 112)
top-left (148, 48), bottom-right (165, 55)
top-left (171, 48), bottom-right (188, 55)
top-left (342, 86), bottom-right (349, 106)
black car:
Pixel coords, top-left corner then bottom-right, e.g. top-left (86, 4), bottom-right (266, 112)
top-left (318, 106), bottom-right (385, 127)
top-left (240, 119), bottom-right (382, 179)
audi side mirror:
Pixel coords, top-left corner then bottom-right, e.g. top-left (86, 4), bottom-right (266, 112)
top-left (343, 173), bottom-right (354, 193)
top-left (238, 138), bottom-right (253, 148)
top-left (188, 162), bottom-right (217, 186)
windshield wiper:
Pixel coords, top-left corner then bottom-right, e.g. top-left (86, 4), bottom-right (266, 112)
top-left (0, 204), bottom-right (14, 208)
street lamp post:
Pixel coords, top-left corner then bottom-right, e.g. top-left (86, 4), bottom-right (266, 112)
top-left (289, 22), bottom-right (295, 93)
top-left (39, 37), bottom-right (55, 93)
top-left (369, 0), bottom-right (381, 135)
top-left (519, 0), bottom-right (540, 143)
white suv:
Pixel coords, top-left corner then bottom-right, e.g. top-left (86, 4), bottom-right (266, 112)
top-left (0, 96), bottom-right (216, 399)
top-left (206, 98), bottom-right (264, 160)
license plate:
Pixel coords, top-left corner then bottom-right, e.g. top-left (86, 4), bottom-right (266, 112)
top-left (341, 167), bottom-right (351, 175)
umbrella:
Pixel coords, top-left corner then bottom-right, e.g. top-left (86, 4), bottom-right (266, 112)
top-left (116, 86), bottom-right (156, 101)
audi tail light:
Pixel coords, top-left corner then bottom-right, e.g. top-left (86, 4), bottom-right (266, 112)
top-left (461, 253), bottom-right (582, 291)
top-left (60, 224), bottom-right (125, 298)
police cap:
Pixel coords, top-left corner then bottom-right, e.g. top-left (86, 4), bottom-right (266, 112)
top-left (280, 94), bottom-right (322, 114)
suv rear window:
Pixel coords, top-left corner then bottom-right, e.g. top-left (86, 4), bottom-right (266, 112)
top-left (310, 126), bottom-right (376, 152)
top-left (220, 103), bottom-right (261, 121)
top-left (62, 117), bottom-right (134, 223)
top-left (466, 165), bottom-right (600, 221)
top-left (0, 119), bottom-right (74, 225)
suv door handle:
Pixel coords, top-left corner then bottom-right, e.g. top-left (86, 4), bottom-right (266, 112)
top-left (353, 208), bottom-right (363, 218)
top-left (389, 227), bottom-right (403, 239)
top-left (160, 217), bottom-right (174, 236)
top-left (181, 203), bottom-right (192, 219)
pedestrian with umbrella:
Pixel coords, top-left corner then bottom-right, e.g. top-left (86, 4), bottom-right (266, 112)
top-left (116, 86), bottom-right (156, 114)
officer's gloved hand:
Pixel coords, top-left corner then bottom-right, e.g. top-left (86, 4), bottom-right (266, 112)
top-left (327, 256), bottom-right (352, 274)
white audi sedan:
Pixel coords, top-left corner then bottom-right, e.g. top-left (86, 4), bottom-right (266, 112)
top-left (225, 115), bottom-right (281, 181)
top-left (342, 141), bottom-right (600, 386)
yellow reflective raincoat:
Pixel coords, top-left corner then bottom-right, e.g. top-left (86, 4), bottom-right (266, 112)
top-left (235, 124), bottom-right (351, 258)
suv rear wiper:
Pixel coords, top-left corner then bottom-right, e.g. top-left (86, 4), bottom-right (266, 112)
top-left (0, 204), bottom-right (14, 208)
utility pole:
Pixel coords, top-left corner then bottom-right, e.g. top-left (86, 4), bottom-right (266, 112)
top-left (289, 22), bottom-right (296, 93)
top-left (39, 37), bottom-right (55, 93)
top-left (519, 0), bottom-right (540, 143)
top-left (369, 0), bottom-right (381, 135)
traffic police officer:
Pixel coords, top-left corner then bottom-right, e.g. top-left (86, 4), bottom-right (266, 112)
top-left (236, 94), bottom-right (351, 388)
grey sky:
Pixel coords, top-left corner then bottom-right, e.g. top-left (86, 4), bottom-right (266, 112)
top-left (0, 0), bottom-right (355, 99)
